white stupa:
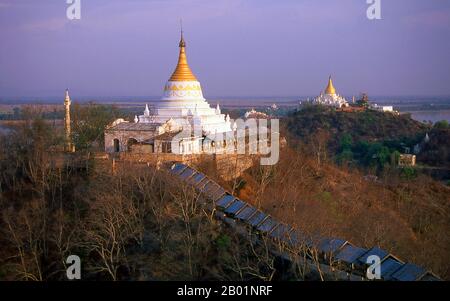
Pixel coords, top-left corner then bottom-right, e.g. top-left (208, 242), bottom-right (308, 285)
top-left (308, 76), bottom-right (349, 108)
top-left (137, 30), bottom-right (232, 134)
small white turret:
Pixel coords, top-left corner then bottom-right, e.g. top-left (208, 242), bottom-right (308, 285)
top-left (216, 103), bottom-right (221, 115)
top-left (64, 89), bottom-right (71, 105)
top-left (144, 104), bottom-right (150, 117)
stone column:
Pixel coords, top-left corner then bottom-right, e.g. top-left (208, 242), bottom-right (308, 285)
top-left (64, 89), bottom-right (75, 152)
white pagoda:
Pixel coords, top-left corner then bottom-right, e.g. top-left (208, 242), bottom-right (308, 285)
top-left (137, 31), bottom-right (232, 134)
top-left (308, 76), bottom-right (349, 108)
top-left (105, 30), bottom-right (233, 154)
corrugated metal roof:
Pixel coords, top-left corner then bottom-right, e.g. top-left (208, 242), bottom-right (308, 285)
top-left (235, 205), bottom-right (257, 221)
top-left (419, 273), bottom-right (441, 281)
top-left (357, 247), bottom-right (390, 265)
top-left (179, 168), bottom-right (196, 180)
top-left (317, 238), bottom-right (347, 255)
top-left (285, 229), bottom-right (314, 248)
top-left (188, 172), bottom-right (206, 185)
top-left (194, 178), bottom-right (210, 189)
top-left (185, 171), bottom-right (198, 183)
top-left (215, 194), bottom-right (236, 210)
top-left (391, 263), bottom-right (427, 281)
top-left (171, 163), bottom-right (188, 175)
top-left (247, 211), bottom-right (268, 227)
top-left (257, 217), bottom-right (279, 233)
top-left (224, 200), bottom-right (247, 215)
top-left (211, 187), bottom-right (227, 201)
top-left (269, 224), bottom-right (292, 241)
top-left (335, 245), bottom-right (368, 265)
top-left (202, 182), bottom-right (222, 197)
top-left (380, 258), bottom-right (404, 280)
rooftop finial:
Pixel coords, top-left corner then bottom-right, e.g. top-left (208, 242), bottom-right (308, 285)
top-left (179, 19), bottom-right (185, 48)
top-left (64, 88), bottom-right (71, 103)
top-left (169, 22), bottom-right (197, 81)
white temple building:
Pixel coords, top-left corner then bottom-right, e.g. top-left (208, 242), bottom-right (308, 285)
top-left (304, 76), bottom-right (349, 108)
top-left (105, 31), bottom-right (234, 154)
top-left (244, 108), bottom-right (269, 119)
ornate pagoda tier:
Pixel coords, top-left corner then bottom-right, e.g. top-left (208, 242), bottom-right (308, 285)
top-left (138, 31), bottom-right (232, 134)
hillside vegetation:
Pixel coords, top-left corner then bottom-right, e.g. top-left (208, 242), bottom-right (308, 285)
top-left (287, 106), bottom-right (428, 146)
top-left (285, 106), bottom-right (449, 175)
top-left (224, 107), bottom-right (450, 279)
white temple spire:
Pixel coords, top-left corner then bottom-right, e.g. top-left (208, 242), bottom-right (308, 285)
top-left (65, 88), bottom-right (70, 102)
top-left (134, 115), bottom-right (138, 123)
top-left (144, 104), bottom-right (150, 117)
top-left (64, 89), bottom-right (74, 152)
top-left (216, 103), bottom-right (221, 114)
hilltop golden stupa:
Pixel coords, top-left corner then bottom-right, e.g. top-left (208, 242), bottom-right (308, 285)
top-left (307, 76), bottom-right (349, 108)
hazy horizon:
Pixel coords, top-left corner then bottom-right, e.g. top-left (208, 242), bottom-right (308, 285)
top-left (1, 94), bottom-right (450, 106)
top-left (1, 0), bottom-right (450, 98)
top-left (2, 94), bottom-right (450, 102)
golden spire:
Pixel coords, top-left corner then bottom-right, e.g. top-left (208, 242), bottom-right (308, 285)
top-left (325, 75), bottom-right (336, 95)
top-left (168, 26), bottom-right (198, 82)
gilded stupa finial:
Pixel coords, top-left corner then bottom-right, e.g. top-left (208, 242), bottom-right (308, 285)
top-left (169, 22), bottom-right (198, 82)
top-left (325, 75), bottom-right (336, 95)
top-left (179, 19), bottom-right (186, 48)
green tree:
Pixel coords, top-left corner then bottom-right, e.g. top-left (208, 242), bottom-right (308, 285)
top-left (391, 150), bottom-right (401, 165)
top-left (434, 120), bottom-right (449, 129)
top-left (401, 167), bottom-right (417, 180)
top-left (376, 146), bottom-right (391, 167)
top-left (71, 103), bottom-right (120, 151)
top-left (336, 149), bottom-right (353, 165)
top-left (339, 133), bottom-right (353, 151)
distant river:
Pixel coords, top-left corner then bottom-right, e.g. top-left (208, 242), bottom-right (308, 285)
top-left (409, 110), bottom-right (450, 123)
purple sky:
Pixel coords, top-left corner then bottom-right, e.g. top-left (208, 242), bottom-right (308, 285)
top-left (1, 0), bottom-right (450, 99)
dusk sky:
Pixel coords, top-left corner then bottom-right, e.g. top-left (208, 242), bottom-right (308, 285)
top-left (1, 0), bottom-right (450, 99)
